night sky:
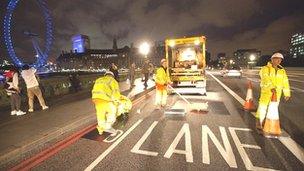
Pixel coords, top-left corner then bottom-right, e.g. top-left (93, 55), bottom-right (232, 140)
top-left (0, 0), bottom-right (304, 63)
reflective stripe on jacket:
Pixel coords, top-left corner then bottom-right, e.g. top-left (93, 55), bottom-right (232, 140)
top-left (260, 62), bottom-right (290, 97)
top-left (92, 75), bottom-right (121, 101)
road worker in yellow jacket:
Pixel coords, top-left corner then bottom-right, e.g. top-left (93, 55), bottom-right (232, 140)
top-left (155, 59), bottom-right (171, 108)
top-left (92, 71), bottom-right (121, 135)
top-left (256, 53), bottom-right (290, 129)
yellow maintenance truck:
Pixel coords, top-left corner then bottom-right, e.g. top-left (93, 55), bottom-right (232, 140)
top-left (165, 36), bottom-right (207, 94)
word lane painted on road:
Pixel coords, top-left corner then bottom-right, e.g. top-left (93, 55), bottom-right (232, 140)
top-left (130, 122), bottom-right (278, 170)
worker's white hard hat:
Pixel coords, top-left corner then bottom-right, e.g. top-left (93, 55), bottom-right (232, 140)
top-left (271, 53), bottom-right (284, 59)
top-left (105, 71), bottom-right (114, 77)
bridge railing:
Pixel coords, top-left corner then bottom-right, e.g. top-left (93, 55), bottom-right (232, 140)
top-left (0, 71), bottom-right (143, 110)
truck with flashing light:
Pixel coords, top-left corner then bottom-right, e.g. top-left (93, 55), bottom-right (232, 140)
top-left (165, 36), bottom-right (207, 94)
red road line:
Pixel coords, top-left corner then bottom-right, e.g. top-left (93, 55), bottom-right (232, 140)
top-left (133, 91), bottom-right (154, 106)
top-left (9, 124), bottom-right (96, 171)
top-left (9, 89), bottom-right (154, 170)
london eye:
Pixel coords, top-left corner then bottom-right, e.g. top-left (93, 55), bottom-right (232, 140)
top-left (3, 0), bottom-right (53, 68)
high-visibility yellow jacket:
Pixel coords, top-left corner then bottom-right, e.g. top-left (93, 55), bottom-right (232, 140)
top-left (260, 62), bottom-right (290, 97)
top-left (92, 75), bottom-right (121, 101)
top-left (116, 95), bottom-right (132, 116)
top-left (155, 66), bottom-right (171, 90)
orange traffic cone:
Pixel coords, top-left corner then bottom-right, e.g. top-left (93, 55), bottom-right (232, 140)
top-left (244, 81), bottom-right (255, 111)
top-left (263, 91), bottom-right (281, 137)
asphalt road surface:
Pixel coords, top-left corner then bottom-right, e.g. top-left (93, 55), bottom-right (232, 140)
top-left (15, 72), bottom-right (303, 171)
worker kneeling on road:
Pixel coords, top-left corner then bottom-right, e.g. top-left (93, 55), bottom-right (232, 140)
top-left (255, 53), bottom-right (290, 130)
top-left (92, 71), bottom-right (121, 135)
top-left (155, 59), bottom-right (171, 109)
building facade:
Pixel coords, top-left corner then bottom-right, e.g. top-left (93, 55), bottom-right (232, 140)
top-left (233, 49), bottom-right (261, 67)
top-left (290, 33), bottom-right (304, 58)
top-left (57, 35), bottom-right (168, 71)
top-left (56, 47), bottom-right (131, 71)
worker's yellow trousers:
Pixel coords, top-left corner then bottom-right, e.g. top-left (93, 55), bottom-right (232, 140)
top-left (155, 89), bottom-right (168, 106)
top-left (92, 99), bottom-right (117, 134)
top-left (256, 89), bottom-right (282, 123)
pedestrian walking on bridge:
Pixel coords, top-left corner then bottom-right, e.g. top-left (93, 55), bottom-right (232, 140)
top-left (129, 62), bottom-right (136, 88)
top-left (21, 64), bottom-right (48, 112)
top-left (142, 59), bottom-right (150, 88)
top-left (4, 66), bottom-right (26, 116)
top-left (92, 71), bottom-right (121, 135)
top-left (256, 53), bottom-right (290, 132)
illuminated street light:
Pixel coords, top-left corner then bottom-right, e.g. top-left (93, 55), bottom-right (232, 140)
top-left (249, 54), bottom-right (256, 61)
top-left (229, 59), bottom-right (234, 64)
top-left (248, 54), bottom-right (256, 69)
top-left (169, 40), bottom-right (175, 47)
top-left (194, 39), bottom-right (200, 45)
top-left (139, 42), bottom-right (150, 57)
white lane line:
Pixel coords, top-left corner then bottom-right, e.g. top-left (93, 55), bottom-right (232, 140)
top-left (289, 78), bottom-right (304, 83)
top-left (208, 73), bottom-right (245, 104)
top-left (288, 75), bottom-right (302, 78)
top-left (164, 123), bottom-right (193, 163)
top-left (244, 72), bottom-right (304, 77)
top-left (85, 119), bottom-right (143, 171)
top-left (246, 77), bottom-right (304, 93)
top-left (229, 127), bottom-right (278, 171)
top-left (131, 121), bottom-right (159, 156)
top-left (288, 73), bottom-right (304, 76)
top-left (290, 87), bottom-right (304, 93)
top-left (208, 72), bottom-right (304, 164)
top-left (279, 137), bottom-right (304, 164)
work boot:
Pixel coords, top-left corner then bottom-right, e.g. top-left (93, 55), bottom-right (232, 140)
top-left (161, 104), bottom-right (168, 110)
top-left (97, 126), bottom-right (104, 135)
top-left (16, 110), bottom-right (26, 116)
top-left (104, 127), bottom-right (118, 136)
top-left (256, 119), bottom-right (265, 135)
top-left (256, 120), bottom-right (262, 130)
top-left (155, 105), bottom-right (161, 110)
top-left (42, 106), bottom-right (49, 110)
top-left (11, 110), bottom-right (17, 115)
